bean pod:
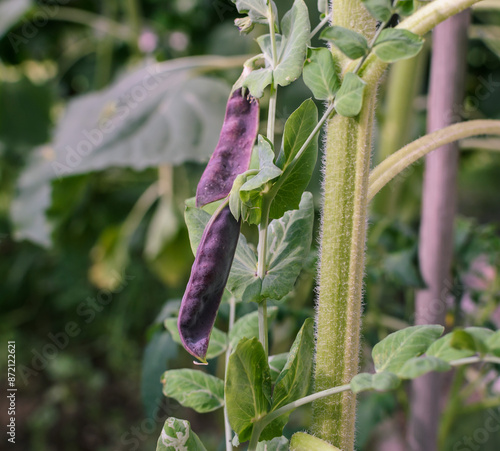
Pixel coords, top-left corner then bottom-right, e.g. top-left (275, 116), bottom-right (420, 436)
top-left (178, 206), bottom-right (240, 361)
top-left (196, 88), bottom-right (259, 207)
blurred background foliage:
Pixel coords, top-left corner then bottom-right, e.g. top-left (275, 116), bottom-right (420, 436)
top-left (0, 0), bottom-right (499, 450)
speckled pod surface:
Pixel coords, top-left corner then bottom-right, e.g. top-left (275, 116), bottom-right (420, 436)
top-left (178, 206), bottom-right (240, 361)
top-left (196, 88), bottom-right (259, 207)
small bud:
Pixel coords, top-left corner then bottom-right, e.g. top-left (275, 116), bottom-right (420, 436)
top-left (234, 17), bottom-right (254, 34)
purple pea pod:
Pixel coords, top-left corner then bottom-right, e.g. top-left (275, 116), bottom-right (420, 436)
top-left (196, 88), bottom-right (259, 207)
top-left (178, 206), bottom-right (240, 362)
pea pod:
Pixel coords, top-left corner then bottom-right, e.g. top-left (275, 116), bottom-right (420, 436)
top-left (196, 88), bottom-right (259, 207)
top-left (178, 205), bottom-right (240, 361)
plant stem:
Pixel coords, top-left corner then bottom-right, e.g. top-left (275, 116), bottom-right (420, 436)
top-left (310, 13), bottom-right (333, 39)
top-left (353, 20), bottom-right (387, 74)
top-left (224, 297), bottom-right (236, 451)
top-left (368, 120), bottom-right (500, 200)
top-left (45, 7), bottom-right (132, 41)
top-left (267, 86), bottom-right (277, 145)
top-left (312, 1), bottom-right (376, 447)
top-left (124, 0), bottom-right (142, 55)
top-left (269, 102), bottom-right (335, 199)
top-left (258, 301), bottom-right (268, 357)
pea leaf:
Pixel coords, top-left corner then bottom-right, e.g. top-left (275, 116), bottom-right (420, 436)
top-left (243, 68), bottom-right (274, 98)
top-left (229, 307), bottom-right (279, 349)
top-left (426, 333), bottom-right (476, 362)
top-left (303, 47), bottom-right (341, 101)
top-left (373, 29), bottom-right (424, 62)
top-left (256, 436), bottom-right (289, 450)
top-left (450, 327), bottom-right (494, 354)
top-left (273, 0), bottom-right (311, 88)
top-left (156, 417), bottom-right (207, 451)
top-left (141, 331), bottom-right (177, 419)
top-left (360, 0), bottom-right (393, 22)
top-left (270, 99), bottom-right (318, 219)
top-left (334, 72), bottom-right (366, 117)
top-left (290, 432), bottom-right (341, 451)
top-left (239, 136), bottom-right (282, 224)
top-left (161, 369), bottom-right (224, 413)
top-left (262, 192), bottom-right (314, 300)
top-left (350, 372), bottom-right (401, 393)
top-left (395, 0), bottom-right (416, 16)
top-left (184, 202), bottom-right (261, 303)
top-left (226, 337), bottom-right (272, 442)
top-left (231, 0), bottom-right (278, 27)
top-left (373, 325), bottom-right (444, 373)
top-left (164, 318), bottom-right (227, 360)
top-left (320, 26), bottom-right (369, 60)
top-left (487, 330), bottom-right (500, 356)
top-left (396, 356), bottom-right (451, 379)
top-left (261, 318), bottom-right (315, 440)
top-left (269, 353), bottom-right (289, 384)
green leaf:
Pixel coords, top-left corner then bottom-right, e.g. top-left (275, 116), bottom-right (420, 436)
top-left (226, 337), bottom-right (272, 442)
top-left (290, 432), bottom-right (341, 451)
top-left (141, 331), bottom-right (177, 419)
top-left (334, 72), bottom-right (367, 117)
top-left (243, 68), bottom-right (274, 98)
top-left (229, 307), bottom-right (279, 349)
top-left (450, 327), bottom-right (494, 354)
top-left (397, 356), bottom-right (451, 379)
top-left (262, 319), bottom-right (315, 439)
top-left (12, 69), bottom-right (230, 247)
top-left (320, 26), bottom-right (369, 59)
top-left (360, 0), bottom-right (393, 22)
top-left (269, 353), bottom-right (289, 384)
top-left (350, 372), bottom-right (401, 393)
top-left (239, 136), bottom-right (282, 224)
top-left (161, 369), bottom-right (225, 413)
top-left (184, 202), bottom-right (261, 303)
top-left (156, 417), bottom-right (207, 451)
top-left (273, 0), bottom-right (311, 87)
top-left (303, 47), bottom-right (341, 101)
top-left (164, 318), bottom-right (227, 360)
top-left (373, 29), bottom-right (424, 62)
top-left (373, 325), bottom-right (444, 373)
top-left (262, 192), bottom-right (314, 300)
top-left (229, 174), bottom-right (248, 222)
top-left (232, 0), bottom-right (278, 27)
top-left (426, 333), bottom-right (476, 363)
top-left (487, 330), bottom-right (500, 356)
top-left (395, 0), bottom-right (416, 16)
top-left (270, 99), bottom-right (318, 219)
top-left (257, 436), bottom-right (289, 450)
top-left (0, 0), bottom-right (31, 39)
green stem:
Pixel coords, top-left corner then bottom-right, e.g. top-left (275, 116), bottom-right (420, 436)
top-left (268, 103), bottom-right (335, 199)
top-left (258, 301), bottom-right (268, 357)
top-left (353, 20), bottom-right (387, 74)
top-left (44, 7), bottom-right (132, 41)
top-left (267, 86), bottom-right (277, 144)
top-left (310, 12), bottom-right (333, 39)
top-left (124, 0), bottom-right (142, 54)
top-left (361, 0), bottom-right (484, 80)
top-left (368, 120), bottom-right (500, 201)
top-left (224, 297), bottom-right (236, 451)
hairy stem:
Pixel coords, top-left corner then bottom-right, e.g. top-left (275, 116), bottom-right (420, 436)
top-left (312, 2), bottom-right (376, 448)
top-left (368, 120), bottom-right (500, 200)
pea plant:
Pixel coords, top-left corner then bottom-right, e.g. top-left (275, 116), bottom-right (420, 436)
top-left (157, 1), bottom-right (500, 450)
